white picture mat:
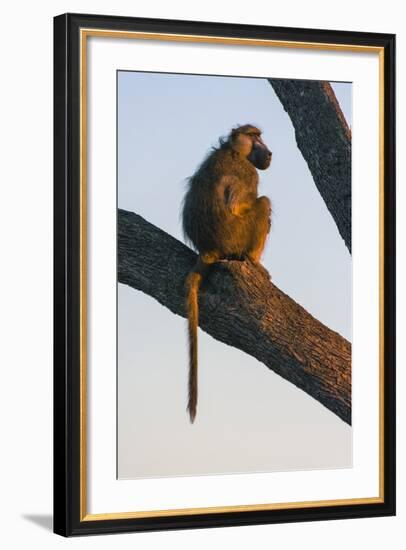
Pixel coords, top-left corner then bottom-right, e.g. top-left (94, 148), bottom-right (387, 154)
top-left (86, 35), bottom-right (380, 514)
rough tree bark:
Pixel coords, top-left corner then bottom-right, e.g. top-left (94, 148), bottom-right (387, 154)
top-left (118, 208), bottom-right (351, 425)
top-left (268, 79), bottom-right (352, 252)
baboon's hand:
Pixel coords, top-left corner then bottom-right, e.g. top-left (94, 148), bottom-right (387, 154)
top-left (257, 195), bottom-right (271, 212)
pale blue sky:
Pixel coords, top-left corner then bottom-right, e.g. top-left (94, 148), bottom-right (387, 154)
top-left (117, 71), bottom-right (352, 479)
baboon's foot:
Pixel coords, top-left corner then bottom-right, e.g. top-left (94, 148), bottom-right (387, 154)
top-left (246, 256), bottom-right (271, 280)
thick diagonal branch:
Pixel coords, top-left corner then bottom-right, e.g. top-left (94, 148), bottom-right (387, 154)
top-left (269, 79), bottom-right (352, 252)
top-left (118, 209), bottom-right (351, 424)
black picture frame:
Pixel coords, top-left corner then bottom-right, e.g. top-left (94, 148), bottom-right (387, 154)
top-left (54, 12), bottom-right (396, 537)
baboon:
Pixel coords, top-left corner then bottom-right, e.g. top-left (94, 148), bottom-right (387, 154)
top-left (182, 124), bottom-right (273, 423)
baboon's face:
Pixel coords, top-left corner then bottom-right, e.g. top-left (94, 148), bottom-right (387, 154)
top-left (246, 132), bottom-right (272, 170)
top-left (231, 126), bottom-right (272, 170)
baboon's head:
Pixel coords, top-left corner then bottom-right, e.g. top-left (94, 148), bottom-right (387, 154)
top-left (230, 124), bottom-right (272, 170)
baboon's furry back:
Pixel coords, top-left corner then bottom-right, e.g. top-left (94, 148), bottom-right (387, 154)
top-left (182, 139), bottom-right (261, 258)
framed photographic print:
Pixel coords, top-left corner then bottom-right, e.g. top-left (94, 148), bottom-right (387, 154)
top-left (53, 13), bottom-right (396, 536)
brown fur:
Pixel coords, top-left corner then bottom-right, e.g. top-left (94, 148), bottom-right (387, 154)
top-left (182, 125), bottom-right (272, 422)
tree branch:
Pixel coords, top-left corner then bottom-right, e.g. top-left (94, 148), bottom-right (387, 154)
top-left (268, 79), bottom-right (352, 252)
top-left (118, 208), bottom-right (351, 425)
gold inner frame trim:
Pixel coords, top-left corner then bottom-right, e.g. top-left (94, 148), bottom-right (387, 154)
top-left (79, 27), bottom-right (385, 521)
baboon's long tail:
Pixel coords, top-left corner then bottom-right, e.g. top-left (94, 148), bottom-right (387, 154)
top-left (185, 268), bottom-right (204, 423)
